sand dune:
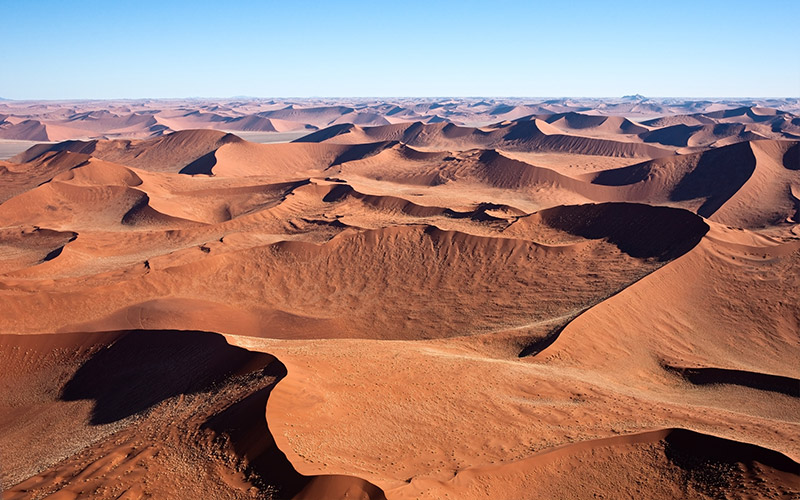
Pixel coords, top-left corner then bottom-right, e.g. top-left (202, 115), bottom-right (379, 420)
top-left (393, 429), bottom-right (800, 499)
top-left (182, 140), bottom-right (394, 178)
top-left (639, 106), bottom-right (800, 147)
top-left (1, 101), bottom-right (798, 499)
top-left (589, 139), bottom-right (800, 226)
top-left (11, 129), bottom-right (241, 173)
top-left (297, 119), bottom-right (676, 158)
top-left (535, 224), bottom-right (800, 384)
top-left (4, 99), bottom-right (798, 150)
top-left (0, 330), bottom-right (386, 499)
top-left (534, 111), bottom-right (650, 135)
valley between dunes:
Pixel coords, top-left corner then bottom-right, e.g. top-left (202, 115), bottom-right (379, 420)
top-left (0, 102), bottom-right (798, 499)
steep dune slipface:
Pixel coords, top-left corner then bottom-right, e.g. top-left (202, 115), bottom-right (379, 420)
top-left (0, 330), bottom-right (386, 499)
top-left (638, 106), bottom-right (800, 146)
top-left (11, 129), bottom-right (241, 173)
top-left (536, 111), bottom-right (651, 136)
top-left (709, 140), bottom-right (800, 227)
top-left (0, 227), bottom-right (77, 274)
top-left (587, 139), bottom-right (800, 226)
top-left (0, 150), bottom-right (90, 202)
top-left (536, 225), bottom-right (800, 383)
top-left (0, 119), bottom-right (52, 141)
top-left (0, 159), bottom-right (204, 232)
top-left (1, 105), bottom-right (799, 499)
top-left (525, 202), bottom-right (709, 261)
top-left (392, 429), bottom-right (800, 499)
top-left (184, 140), bottom-right (394, 178)
top-left (589, 140), bottom-right (759, 211)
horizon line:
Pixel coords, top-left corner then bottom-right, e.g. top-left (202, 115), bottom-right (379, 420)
top-left (2, 95), bottom-right (799, 102)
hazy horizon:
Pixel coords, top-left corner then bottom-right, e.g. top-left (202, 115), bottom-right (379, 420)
top-left (2, 95), bottom-right (799, 102)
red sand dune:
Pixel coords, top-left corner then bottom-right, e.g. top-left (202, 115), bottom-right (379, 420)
top-left (0, 100), bottom-right (798, 499)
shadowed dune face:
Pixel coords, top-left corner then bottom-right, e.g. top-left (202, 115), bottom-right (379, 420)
top-left (60, 330), bottom-right (270, 425)
top-left (655, 429), bottom-right (800, 500)
top-left (297, 119), bottom-right (677, 159)
top-left (669, 142), bottom-right (757, 216)
top-left (586, 139), bottom-right (800, 226)
top-left (9, 129), bottom-right (242, 171)
top-left (1, 101), bottom-right (799, 499)
top-left (663, 365), bottom-right (800, 397)
top-left (785, 142), bottom-right (800, 170)
top-left (533, 203), bottom-right (709, 261)
top-left (0, 330), bottom-right (386, 499)
top-left (390, 428), bottom-right (800, 499)
top-left (0, 227), bottom-right (77, 274)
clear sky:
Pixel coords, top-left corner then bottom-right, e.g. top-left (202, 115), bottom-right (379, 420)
top-left (2, 0), bottom-right (798, 99)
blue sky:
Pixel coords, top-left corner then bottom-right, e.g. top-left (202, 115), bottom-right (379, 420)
top-left (1, 0), bottom-right (798, 99)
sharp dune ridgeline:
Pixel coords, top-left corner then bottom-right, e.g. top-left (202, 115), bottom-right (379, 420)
top-left (1, 98), bottom-right (799, 499)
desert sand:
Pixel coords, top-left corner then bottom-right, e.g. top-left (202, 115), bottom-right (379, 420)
top-left (0, 98), bottom-right (798, 499)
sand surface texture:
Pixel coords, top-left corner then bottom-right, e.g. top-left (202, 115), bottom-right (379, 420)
top-left (1, 99), bottom-right (798, 499)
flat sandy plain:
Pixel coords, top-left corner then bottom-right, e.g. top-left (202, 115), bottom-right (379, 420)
top-left (0, 97), bottom-right (799, 499)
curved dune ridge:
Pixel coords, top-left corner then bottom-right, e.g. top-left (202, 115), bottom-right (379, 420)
top-left (296, 119), bottom-right (677, 158)
top-left (530, 111), bottom-right (651, 136)
top-left (10, 129), bottom-right (242, 172)
top-left (1, 102), bottom-right (799, 499)
top-left (0, 330), bottom-right (386, 499)
top-left (391, 429), bottom-right (800, 499)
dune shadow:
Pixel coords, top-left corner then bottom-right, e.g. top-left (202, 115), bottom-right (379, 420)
top-left (783, 143), bottom-right (799, 171)
top-left (518, 203), bottom-right (709, 358)
top-left (536, 202), bottom-right (710, 262)
top-left (663, 428), bottom-right (800, 495)
top-left (58, 329), bottom-right (388, 499)
top-left (641, 124), bottom-right (699, 147)
top-left (670, 142), bottom-right (756, 217)
top-left (518, 322), bottom-right (570, 358)
top-left (664, 365), bottom-right (800, 397)
top-left (293, 123), bottom-right (354, 143)
top-left (180, 150), bottom-right (217, 175)
top-left (331, 141), bottom-right (396, 165)
top-left (60, 330), bottom-right (267, 425)
top-left (202, 357), bottom-right (387, 499)
top-left (200, 361), bottom-right (313, 498)
top-left (664, 428), bottom-right (799, 472)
